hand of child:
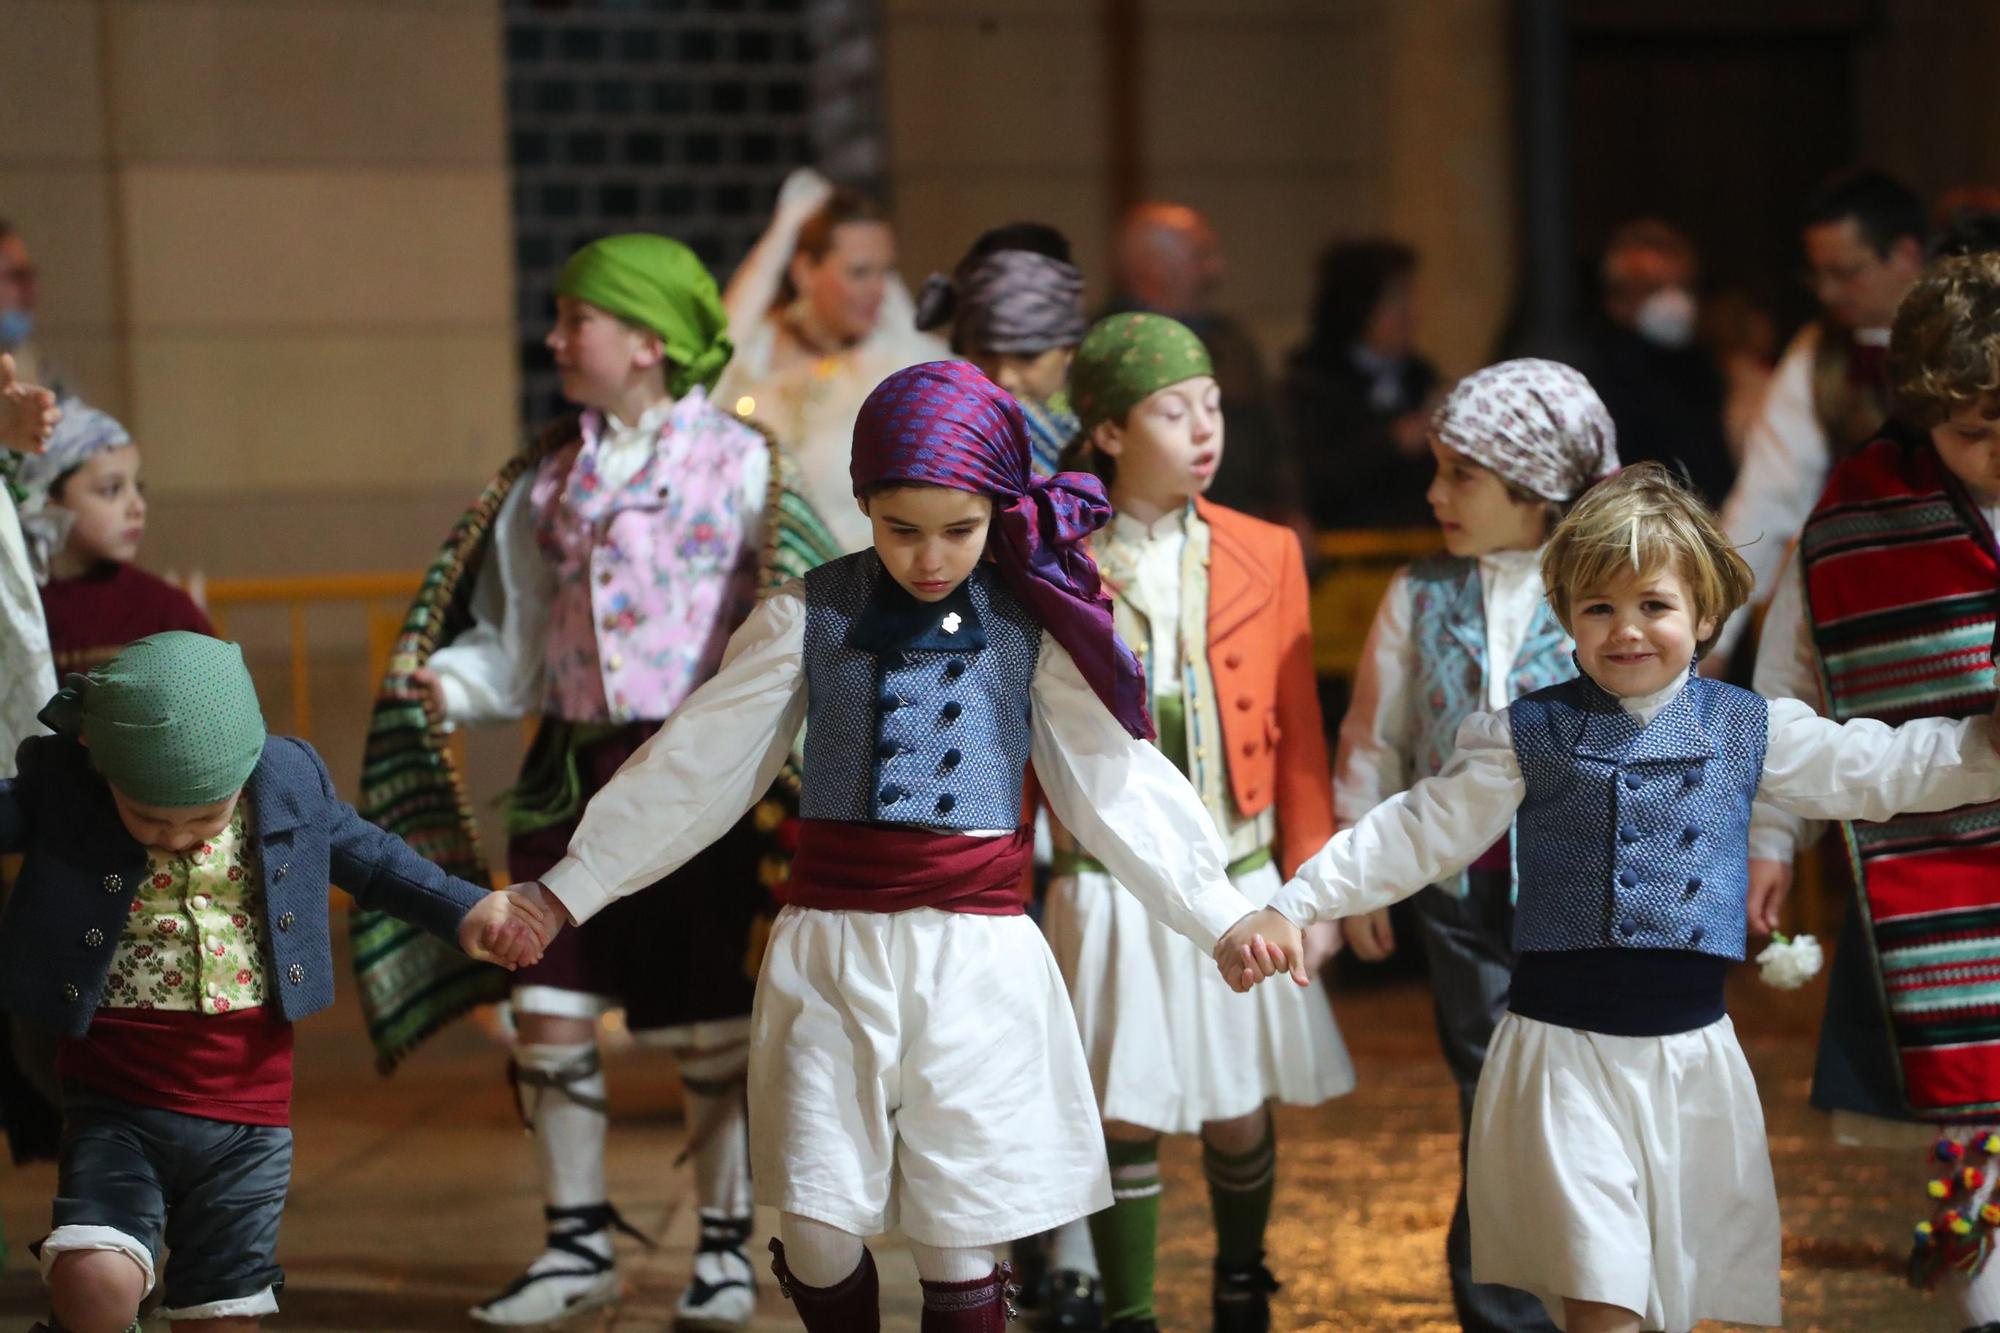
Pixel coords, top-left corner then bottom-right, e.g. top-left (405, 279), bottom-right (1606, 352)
top-left (1746, 857), bottom-right (1793, 937)
top-left (404, 667), bottom-right (448, 727)
top-left (1213, 907), bottom-right (1310, 992)
top-left (1302, 920), bottom-right (1341, 977)
top-left (0, 354), bottom-right (59, 454)
top-left (458, 882), bottom-right (566, 969)
top-left (1340, 906), bottom-right (1396, 961)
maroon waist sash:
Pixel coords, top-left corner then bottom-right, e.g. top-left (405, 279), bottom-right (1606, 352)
top-left (785, 819), bottom-right (1030, 915)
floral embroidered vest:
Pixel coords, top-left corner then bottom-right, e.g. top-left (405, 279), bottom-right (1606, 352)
top-left (533, 388), bottom-right (762, 723)
top-left (1406, 553), bottom-right (1572, 895)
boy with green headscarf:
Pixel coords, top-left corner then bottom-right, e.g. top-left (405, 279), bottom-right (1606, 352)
top-left (0, 632), bottom-right (552, 1332)
top-left (393, 234), bottom-right (833, 1329)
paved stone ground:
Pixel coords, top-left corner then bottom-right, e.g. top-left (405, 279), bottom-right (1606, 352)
top-left (0, 952), bottom-right (1953, 1330)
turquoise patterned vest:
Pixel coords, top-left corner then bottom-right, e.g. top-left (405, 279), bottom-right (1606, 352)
top-left (1405, 554), bottom-right (1573, 895)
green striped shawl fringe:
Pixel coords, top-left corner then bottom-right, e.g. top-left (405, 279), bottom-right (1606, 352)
top-left (1803, 438), bottom-right (2000, 1118)
top-left (349, 418), bottom-right (575, 1074)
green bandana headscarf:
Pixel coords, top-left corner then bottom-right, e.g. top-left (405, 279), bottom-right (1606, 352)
top-left (555, 235), bottom-right (734, 398)
top-left (1068, 312), bottom-right (1215, 435)
top-left (38, 632), bottom-right (266, 808)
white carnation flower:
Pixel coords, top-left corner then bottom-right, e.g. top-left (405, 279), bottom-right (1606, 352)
top-left (1756, 932), bottom-right (1823, 990)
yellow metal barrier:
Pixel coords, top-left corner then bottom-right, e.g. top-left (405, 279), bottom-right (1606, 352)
top-left (201, 573), bottom-right (420, 743)
top-left (1308, 528), bottom-right (1443, 677)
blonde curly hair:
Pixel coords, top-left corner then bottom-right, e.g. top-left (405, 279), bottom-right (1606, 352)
top-left (1889, 252), bottom-right (2000, 429)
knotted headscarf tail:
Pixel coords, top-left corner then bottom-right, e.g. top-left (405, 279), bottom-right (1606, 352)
top-left (850, 361), bottom-right (1153, 738)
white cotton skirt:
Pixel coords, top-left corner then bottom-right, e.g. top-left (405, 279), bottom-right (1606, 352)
top-left (1043, 861), bottom-right (1355, 1133)
top-left (746, 905), bottom-right (1112, 1249)
top-left (1467, 1012), bottom-right (1782, 1331)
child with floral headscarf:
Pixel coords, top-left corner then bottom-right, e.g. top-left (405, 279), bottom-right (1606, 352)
top-left (506, 360), bottom-right (1302, 1333)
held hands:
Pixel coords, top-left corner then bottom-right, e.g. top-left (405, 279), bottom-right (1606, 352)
top-left (403, 667), bottom-right (448, 727)
top-left (1340, 906), bottom-right (1395, 962)
top-left (1745, 857), bottom-right (1793, 937)
top-left (1213, 907), bottom-right (1312, 992)
top-left (0, 354), bottom-right (58, 454)
top-left (458, 881), bottom-right (568, 969)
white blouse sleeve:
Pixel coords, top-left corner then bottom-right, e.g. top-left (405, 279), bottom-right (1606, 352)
top-left (1746, 551), bottom-right (1823, 861)
top-left (1029, 638), bottom-right (1253, 950)
top-left (1271, 710), bottom-right (1523, 927)
top-left (1756, 695), bottom-right (2000, 823)
top-left (540, 583), bottom-right (809, 924)
top-left (427, 479), bottom-right (555, 727)
top-left (1333, 569), bottom-right (1414, 825)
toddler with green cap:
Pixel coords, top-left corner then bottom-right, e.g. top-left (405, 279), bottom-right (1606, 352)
top-left (0, 631), bottom-right (555, 1332)
top-left (397, 233), bottom-right (806, 1329)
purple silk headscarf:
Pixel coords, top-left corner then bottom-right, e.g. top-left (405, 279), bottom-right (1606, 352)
top-left (851, 361), bottom-right (1153, 739)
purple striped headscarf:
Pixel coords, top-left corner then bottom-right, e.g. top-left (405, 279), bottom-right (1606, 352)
top-left (851, 361), bottom-right (1152, 739)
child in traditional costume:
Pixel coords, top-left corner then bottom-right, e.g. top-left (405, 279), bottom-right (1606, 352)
top-left (514, 359), bottom-right (1305, 1333)
top-left (1043, 313), bottom-right (1353, 1333)
top-left (916, 223), bottom-right (1087, 478)
top-left (1337, 358), bottom-right (1618, 1333)
top-left (1754, 250), bottom-right (2000, 1333)
top-left (917, 221), bottom-right (1097, 1327)
top-left (396, 234), bottom-right (833, 1330)
top-left (1, 632), bottom-right (547, 1333)
top-left (1245, 463), bottom-right (2000, 1333)
top-left (13, 399), bottom-right (212, 674)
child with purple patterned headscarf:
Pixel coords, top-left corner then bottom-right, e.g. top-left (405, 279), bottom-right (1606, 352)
top-left (512, 360), bottom-right (1303, 1333)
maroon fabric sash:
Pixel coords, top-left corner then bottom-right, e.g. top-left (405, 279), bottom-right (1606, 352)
top-left (785, 819), bottom-right (1030, 915)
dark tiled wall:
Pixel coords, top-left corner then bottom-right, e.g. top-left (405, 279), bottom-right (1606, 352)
top-left (505, 0), bottom-right (854, 426)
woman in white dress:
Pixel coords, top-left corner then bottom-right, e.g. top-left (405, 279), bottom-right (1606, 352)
top-left (715, 169), bottom-right (948, 553)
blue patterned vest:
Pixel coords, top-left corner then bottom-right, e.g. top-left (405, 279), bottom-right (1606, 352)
top-left (801, 552), bottom-right (1043, 830)
top-left (1405, 554), bottom-right (1572, 895)
top-left (1510, 675), bottom-right (1767, 960)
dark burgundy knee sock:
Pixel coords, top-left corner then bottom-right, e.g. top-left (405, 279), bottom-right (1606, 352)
top-left (768, 1238), bottom-right (880, 1333)
top-left (919, 1262), bottom-right (1019, 1332)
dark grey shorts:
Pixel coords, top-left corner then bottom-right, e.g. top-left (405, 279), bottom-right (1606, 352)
top-left (42, 1090), bottom-right (291, 1318)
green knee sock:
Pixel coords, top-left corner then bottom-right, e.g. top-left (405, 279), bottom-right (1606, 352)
top-left (1088, 1136), bottom-right (1162, 1323)
top-left (1204, 1117), bottom-right (1277, 1270)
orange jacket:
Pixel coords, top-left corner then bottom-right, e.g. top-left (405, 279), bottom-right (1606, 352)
top-left (1197, 499), bottom-right (1335, 878)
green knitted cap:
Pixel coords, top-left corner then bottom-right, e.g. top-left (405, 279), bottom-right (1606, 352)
top-left (39, 632), bottom-right (266, 807)
top-left (556, 234), bottom-right (734, 398)
top-left (1068, 312), bottom-right (1215, 435)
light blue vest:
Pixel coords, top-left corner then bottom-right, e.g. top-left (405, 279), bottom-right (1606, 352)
top-left (1510, 674), bottom-right (1767, 960)
top-left (1405, 555), bottom-right (1572, 895)
top-left (800, 552), bottom-right (1042, 830)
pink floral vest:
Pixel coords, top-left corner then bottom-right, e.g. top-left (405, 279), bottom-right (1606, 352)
top-left (532, 388), bottom-right (762, 723)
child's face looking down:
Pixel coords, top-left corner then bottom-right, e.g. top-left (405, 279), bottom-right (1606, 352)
top-left (861, 487), bottom-right (994, 603)
top-left (53, 445), bottom-right (146, 567)
top-left (1930, 399), bottom-right (2000, 505)
top-left (1567, 563), bottom-right (1713, 699)
top-left (1426, 440), bottom-right (1550, 556)
top-left (107, 786), bottom-right (241, 855)
top-left (1090, 374), bottom-right (1224, 505)
top-left (545, 296), bottom-right (662, 411)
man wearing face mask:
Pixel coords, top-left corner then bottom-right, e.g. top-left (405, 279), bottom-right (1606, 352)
top-left (0, 222), bottom-right (53, 394)
top-left (1577, 219), bottom-right (1736, 508)
top-left (1706, 168), bottom-right (1927, 669)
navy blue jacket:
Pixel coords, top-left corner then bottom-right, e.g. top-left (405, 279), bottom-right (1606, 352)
top-left (0, 733), bottom-right (486, 1036)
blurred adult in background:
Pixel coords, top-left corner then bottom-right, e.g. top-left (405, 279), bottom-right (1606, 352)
top-left (0, 221), bottom-right (53, 394)
top-left (1107, 202), bottom-right (1291, 518)
top-left (1709, 167), bottom-right (1927, 668)
top-left (715, 169), bottom-right (946, 553)
top-left (1700, 289), bottom-right (1778, 464)
top-left (1577, 219), bottom-right (1736, 506)
top-left (1281, 238), bottom-right (1441, 531)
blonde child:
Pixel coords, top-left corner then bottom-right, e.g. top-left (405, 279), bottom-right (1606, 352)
top-left (1243, 463), bottom-right (2000, 1332)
